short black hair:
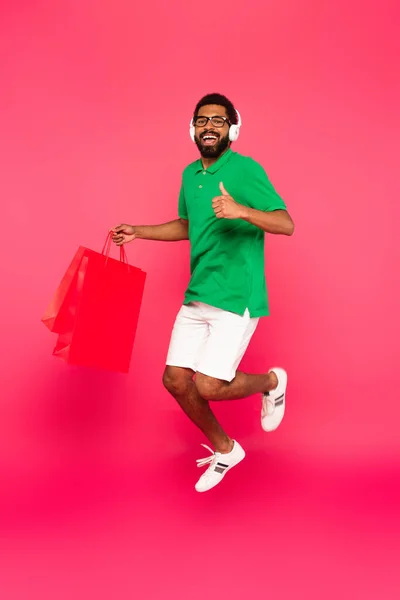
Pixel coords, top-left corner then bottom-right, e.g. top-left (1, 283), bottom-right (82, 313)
top-left (194, 93), bottom-right (238, 125)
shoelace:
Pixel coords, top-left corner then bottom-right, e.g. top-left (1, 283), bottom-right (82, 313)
top-left (262, 394), bottom-right (275, 417)
top-left (196, 444), bottom-right (216, 468)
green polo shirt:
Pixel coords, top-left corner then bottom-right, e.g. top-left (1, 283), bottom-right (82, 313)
top-left (178, 148), bottom-right (286, 317)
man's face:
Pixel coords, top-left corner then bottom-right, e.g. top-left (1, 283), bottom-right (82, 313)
top-left (193, 104), bottom-right (231, 159)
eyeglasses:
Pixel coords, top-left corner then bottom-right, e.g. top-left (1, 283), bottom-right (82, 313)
top-left (193, 116), bottom-right (230, 128)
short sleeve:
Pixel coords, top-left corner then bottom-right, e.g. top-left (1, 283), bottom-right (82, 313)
top-left (246, 159), bottom-right (287, 212)
top-left (178, 182), bottom-right (188, 220)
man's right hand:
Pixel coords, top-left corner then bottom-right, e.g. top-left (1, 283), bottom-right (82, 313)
top-left (111, 224), bottom-right (136, 246)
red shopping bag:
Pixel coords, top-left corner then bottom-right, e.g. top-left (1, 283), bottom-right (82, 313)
top-left (42, 233), bottom-right (146, 373)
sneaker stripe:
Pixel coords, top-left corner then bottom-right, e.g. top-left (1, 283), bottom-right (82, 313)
top-left (275, 394), bottom-right (285, 401)
top-left (274, 399), bottom-right (284, 406)
top-left (214, 462), bottom-right (229, 474)
top-left (214, 466), bottom-right (227, 474)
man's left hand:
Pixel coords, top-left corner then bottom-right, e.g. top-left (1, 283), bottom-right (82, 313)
top-left (212, 182), bottom-right (247, 220)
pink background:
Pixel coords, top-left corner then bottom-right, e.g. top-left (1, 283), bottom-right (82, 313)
top-left (1, 1), bottom-right (399, 598)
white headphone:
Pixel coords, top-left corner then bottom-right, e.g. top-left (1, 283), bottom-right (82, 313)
top-left (189, 109), bottom-right (242, 143)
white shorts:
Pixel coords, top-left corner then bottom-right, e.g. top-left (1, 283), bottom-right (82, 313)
top-left (166, 302), bottom-right (259, 382)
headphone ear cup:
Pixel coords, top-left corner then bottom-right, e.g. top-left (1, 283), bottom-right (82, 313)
top-left (189, 120), bottom-right (195, 142)
top-left (229, 124), bottom-right (240, 142)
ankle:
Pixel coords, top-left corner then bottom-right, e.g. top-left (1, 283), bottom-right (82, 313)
top-left (215, 438), bottom-right (234, 454)
top-left (265, 371), bottom-right (278, 393)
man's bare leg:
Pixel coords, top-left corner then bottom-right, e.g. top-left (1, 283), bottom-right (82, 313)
top-left (195, 370), bottom-right (279, 402)
top-left (163, 366), bottom-right (279, 452)
top-left (162, 366), bottom-right (232, 453)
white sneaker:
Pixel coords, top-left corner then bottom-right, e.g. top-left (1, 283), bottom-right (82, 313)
top-left (261, 367), bottom-right (287, 432)
top-left (195, 440), bottom-right (245, 492)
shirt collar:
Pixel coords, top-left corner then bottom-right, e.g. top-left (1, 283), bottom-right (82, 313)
top-left (194, 148), bottom-right (234, 174)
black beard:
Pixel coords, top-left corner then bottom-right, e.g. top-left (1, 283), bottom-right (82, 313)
top-left (195, 134), bottom-right (230, 158)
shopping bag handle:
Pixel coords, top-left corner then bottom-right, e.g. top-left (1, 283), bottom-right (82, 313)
top-left (102, 231), bottom-right (128, 264)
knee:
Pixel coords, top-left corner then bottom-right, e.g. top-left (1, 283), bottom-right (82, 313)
top-left (195, 374), bottom-right (224, 401)
top-left (162, 366), bottom-right (192, 396)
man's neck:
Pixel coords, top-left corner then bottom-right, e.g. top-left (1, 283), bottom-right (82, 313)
top-left (201, 147), bottom-right (230, 170)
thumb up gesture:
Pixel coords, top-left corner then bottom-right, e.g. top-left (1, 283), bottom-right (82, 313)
top-left (212, 182), bottom-right (246, 220)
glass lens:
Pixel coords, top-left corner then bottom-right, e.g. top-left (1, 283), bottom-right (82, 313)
top-left (194, 117), bottom-right (208, 127)
top-left (211, 117), bottom-right (226, 127)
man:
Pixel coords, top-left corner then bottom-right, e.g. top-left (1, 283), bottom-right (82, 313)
top-left (112, 93), bottom-right (294, 492)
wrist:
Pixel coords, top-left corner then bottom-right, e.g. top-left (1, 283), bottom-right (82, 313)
top-left (240, 206), bottom-right (251, 221)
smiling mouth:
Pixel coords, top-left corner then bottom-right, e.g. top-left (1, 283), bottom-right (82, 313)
top-left (201, 134), bottom-right (219, 146)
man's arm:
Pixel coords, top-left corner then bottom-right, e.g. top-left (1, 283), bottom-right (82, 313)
top-left (134, 219), bottom-right (189, 241)
top-left (112, 219), bottom-right (188, 245)
top-left (212, 183), bottom-right (294, 236)
top-left (241, 207), bottom-right (294, 236)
